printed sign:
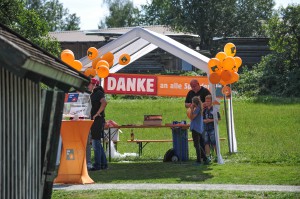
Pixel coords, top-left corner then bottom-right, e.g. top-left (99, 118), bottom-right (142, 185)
top-left (65, 93), bottom-right (79, 102)
top-left (66, 149), bottom-right (75, 160)
top-left (157, 76), bottom-right (209, 97)
top-left (104, 73), bottom-right (223, 97)
top-left (104, 74), bottom-right (157, 95)
top-left (69, 106), bottom-right (87, 115)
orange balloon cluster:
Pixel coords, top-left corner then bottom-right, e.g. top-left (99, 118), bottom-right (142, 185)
top-left (61, 47), bottom-right (132, 79)
top-left (207, 43), bottom-right (242, 85)
top-left (61, 49), bottom-right (82, 71)
top-left (84, 49), bottom-right (116, 79)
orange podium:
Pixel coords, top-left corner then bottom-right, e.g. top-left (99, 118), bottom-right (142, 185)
top-left (54, 120), bottom-right (94, 184)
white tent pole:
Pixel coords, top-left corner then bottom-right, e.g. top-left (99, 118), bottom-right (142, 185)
top-left (229, 87), bottom-right (238, 153)
top-left (210, 83), bottom-right (224, 164)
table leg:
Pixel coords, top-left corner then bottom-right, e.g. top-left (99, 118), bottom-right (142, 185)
top-left (109, 127), bottom-right (111, 162)
top-left (138, 142), bottom-right (141, 156)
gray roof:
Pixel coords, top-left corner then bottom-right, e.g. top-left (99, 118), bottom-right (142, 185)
top-left (49, 25), bottom-right (198, 42)
top-left (0, 23), bottom-right (89, 92)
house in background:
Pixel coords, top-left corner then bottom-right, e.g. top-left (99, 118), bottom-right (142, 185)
top-left (211, 37), bottom-right (271, 68)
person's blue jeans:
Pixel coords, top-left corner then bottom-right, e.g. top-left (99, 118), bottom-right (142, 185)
top-left (92, 139), bottom-right (107, 169)
top-left (86, 133), bottom-right (92, 169)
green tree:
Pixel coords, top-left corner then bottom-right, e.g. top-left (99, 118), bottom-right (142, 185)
top-left (100, 0), bottom-right (141, 28)
top-left (234, 0), bottom-right (274, 37)
top-left (23, 0), bottom-right (80, 31)
top-left (142, 0), bottom-right (274, 50)
top-left (0, 0), bottom-right (61, 56)
top-left (0, 0), bottom-right (23, 25)
top-left (236, 4), bottom-right (300, 97)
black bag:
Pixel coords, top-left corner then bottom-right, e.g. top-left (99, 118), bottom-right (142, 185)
top-left (163, 148), bottom-right (176, 162)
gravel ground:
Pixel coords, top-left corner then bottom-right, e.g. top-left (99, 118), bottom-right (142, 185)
top-left (53, 183), bottom-right (300, 192)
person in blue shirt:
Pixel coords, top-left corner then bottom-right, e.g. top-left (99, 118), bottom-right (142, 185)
top-left (190, 96), bottom-right (209, 165)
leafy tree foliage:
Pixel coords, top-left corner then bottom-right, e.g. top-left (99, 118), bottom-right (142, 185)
top-left (0, 0), bottom-right (61, 56)
top-left (24, 0), bottom-right (80, 31)
top-left (142, 0), bottom-right (274, 49)
top-left (236, 4), bottom-right (300, 97)
top-left (100, 0), bottom-right (141, 28)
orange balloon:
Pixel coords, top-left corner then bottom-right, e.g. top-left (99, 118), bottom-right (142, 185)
top-left (70, 60), bottom-right (83, 71)
top-left (222, 85), bottom-right (231, 97)
top-left (92, 57), bottom-right (101, 69)
top-left (96, 65), bottom-right (109, 78)
top-left (119, 53), bottom-right (131, 65)
top-left (221, 56), bottom-right (235, 71)
top-left (208, 58), bottom-right (221, 74)
top-left (219, 79), bottom-right (230, 86)
top-left (234, 56), bottom-right (242, 68)
top-left (96, 60), bottom-right (109, 68)
top-left (215, 52), bottom-right (227, 62)
top-left (84, 67), bottom-right (96, 77)
top-left (209, 72), bottom-right (221, 84)
top-left (61, 49), bottom-right (74, 64)
top-left (87, 47), bottom-right (98, 60)
top-left (102, 52), bottom-right (114, 63)
top-left (221, 70), bottom-right (232, 82)
top-left (108, 61), bottom-right (114, 68)
top-left (232, 65), bottom-right (239, 73)
top-left (231, 72), bottom-right (239, 83)
top-left (224, 43), bottom-right (236, 56)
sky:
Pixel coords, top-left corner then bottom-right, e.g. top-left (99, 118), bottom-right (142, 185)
top-left (59, 0), bottom-right (300, 30)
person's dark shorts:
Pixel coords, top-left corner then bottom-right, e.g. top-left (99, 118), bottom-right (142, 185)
top-left (204, 129), bottom-right (216, 145)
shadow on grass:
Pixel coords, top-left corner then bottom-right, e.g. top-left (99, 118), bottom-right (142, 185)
top-left (89, 161), bottom-right (214, 183)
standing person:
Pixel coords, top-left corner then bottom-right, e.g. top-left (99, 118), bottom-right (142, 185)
top-left (86, 133), bottom-right (93, 170)
top-left (185, 79), bottom-right (211, 107)
top-left (203, 95), bottom-right (221, 162)
top-left (88, 78), bottom-right (108, 171)
top-left (185, 79), bottom-right (210, 164)
top-left (189, 96), bottom-right (208, 165)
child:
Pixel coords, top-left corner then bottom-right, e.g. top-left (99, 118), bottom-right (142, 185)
top-left (203, 95), bottom-right (221, 162)
top-left (190, 96), bottom-right (209, 165)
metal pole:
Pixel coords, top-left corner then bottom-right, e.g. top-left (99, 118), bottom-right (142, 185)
top-left (223, 94), bottom-right (231, 153)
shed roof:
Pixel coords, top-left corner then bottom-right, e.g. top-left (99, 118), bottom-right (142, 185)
top-left (80, 27), bottom-right (209, 73)
top-left (0, 23), bottom-right (89, 92)
top-left (49, 25), bottom-right (198, 42)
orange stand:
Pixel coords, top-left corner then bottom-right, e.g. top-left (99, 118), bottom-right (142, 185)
top-left (54, 120), bottom-right (94, 184)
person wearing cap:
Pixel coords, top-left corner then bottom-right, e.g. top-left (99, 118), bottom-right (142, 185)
top-left (88, 78), bottom-right (108, 170)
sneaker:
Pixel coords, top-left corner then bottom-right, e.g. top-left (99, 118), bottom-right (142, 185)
top-left (203, 158), bottom-right (210, 165)
top-left (206, 156), bottom-right (211, 162)
top-left (214, 157), bottom-right (218, 162)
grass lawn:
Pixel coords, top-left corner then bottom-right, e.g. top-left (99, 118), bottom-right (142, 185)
top-left (52, 97), bottom-right (300, 198)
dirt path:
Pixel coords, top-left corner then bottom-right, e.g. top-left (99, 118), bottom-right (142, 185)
top-left (53, 183), bottom-right (300, 192)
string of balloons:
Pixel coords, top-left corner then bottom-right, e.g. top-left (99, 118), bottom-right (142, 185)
top-left (207, 42), bottom-right (242, 96)
top-left (208, 43), bottom-right (242, 86)
top-left (60, 47), bottom-right (131, 78)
